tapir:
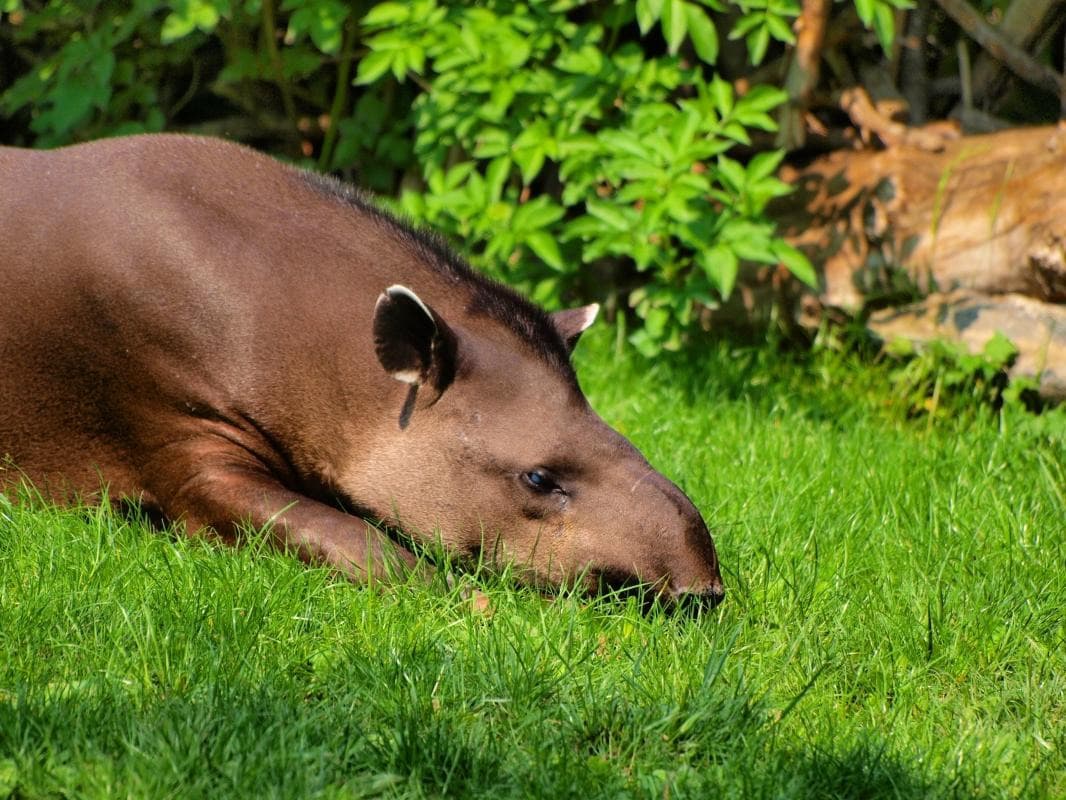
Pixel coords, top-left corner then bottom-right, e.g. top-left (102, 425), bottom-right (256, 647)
top-left (0, 134), bottom-right (723, 605)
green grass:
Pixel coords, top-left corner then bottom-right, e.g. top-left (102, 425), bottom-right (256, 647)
top-left (2, 331), bottom-right (1064, 799)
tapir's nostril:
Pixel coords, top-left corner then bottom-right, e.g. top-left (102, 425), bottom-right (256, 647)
top-left (675, 584), bottom-right (726, 612)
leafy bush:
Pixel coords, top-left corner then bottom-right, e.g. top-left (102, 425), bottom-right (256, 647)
top-left (884, 332), bottom-right (1042, 420)
top-left (374, 1), bottom-right (820, 354)
top-left (0, 0), bottom-right (905, 353)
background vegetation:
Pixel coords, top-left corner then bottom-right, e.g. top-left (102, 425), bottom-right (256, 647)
top-left (0, 0), bottom-right (901, 353)
top-left (5, 1), bottom-right (1065, 361)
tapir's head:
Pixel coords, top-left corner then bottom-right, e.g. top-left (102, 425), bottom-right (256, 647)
top-left (345, 284), bottom-right (723, 607)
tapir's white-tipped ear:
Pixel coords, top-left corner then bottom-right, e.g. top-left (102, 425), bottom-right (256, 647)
top-left (373, 285), bottom-right (456, 391)
top-left (551, 304), bottom-right (599, 352)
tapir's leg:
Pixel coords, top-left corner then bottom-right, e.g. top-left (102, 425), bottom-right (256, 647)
top-left (141, 447), bottom-right (419, 581)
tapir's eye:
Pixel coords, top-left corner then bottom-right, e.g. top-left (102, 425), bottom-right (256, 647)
top-left (523, 469), bottom-right (559, 494)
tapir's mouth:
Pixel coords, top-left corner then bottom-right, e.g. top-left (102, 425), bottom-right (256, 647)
top-left (670, 585), bottom-right (726, 612)
top-left (585, 568), bottom-right (725, 614)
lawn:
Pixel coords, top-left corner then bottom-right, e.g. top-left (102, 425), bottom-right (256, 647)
top-left (1, 331), bottom-right (1063, 799)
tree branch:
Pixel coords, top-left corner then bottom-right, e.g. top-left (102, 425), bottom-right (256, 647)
top-left (776, 0), bottom-right (830, 149)
top-left (840, 86), bottom-right (958, 151)
top-left (934, 0), bottom-right (1066, 99)
top-left (260, 0), bottom-right (300, 140)
top-left (318, 17), bottom-right (358, 171)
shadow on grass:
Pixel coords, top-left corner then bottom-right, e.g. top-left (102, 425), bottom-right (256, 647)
top-left (0, 682), bottom-right (1001, 800)
top-left (770, 738), bottom-right (952, 799)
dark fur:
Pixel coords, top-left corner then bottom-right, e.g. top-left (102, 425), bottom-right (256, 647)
top-left (301, 170), bottom-right (576, 383)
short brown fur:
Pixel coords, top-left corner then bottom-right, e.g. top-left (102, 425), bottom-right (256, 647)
top-left (0, 135), bottom-right (723, 604)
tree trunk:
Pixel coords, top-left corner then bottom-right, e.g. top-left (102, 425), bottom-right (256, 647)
top-left (778, 124), bottom-right (1066, 310)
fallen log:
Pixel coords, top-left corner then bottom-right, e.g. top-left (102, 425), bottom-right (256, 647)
top-left (776, 124), bottom-right (1066, 311)
top-left (762, 125), bottom-right (1066, 399)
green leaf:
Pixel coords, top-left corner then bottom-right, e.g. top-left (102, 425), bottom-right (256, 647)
top-left (729, 12), bottom-right (762, 38)
top-left (473, 127), bottom-right (511, 158)
top-left (746, 150), bottom-right (784, 182)
top-left (715, 156), bottom-right (747, 193)
top-left (737, 84), bottom-right (788, 112)
top-left (699, 243), bottom-right (739, 297)
top-left (513, 145), bottom-right (547, 185)
top-left (354, 50), bottom-right (393, 85)
top-left (161, 13), bottom-right (196, 42)
top-left (981, 331), bottom-right (1019, 368)
top-left (635, 0), bottom-right (664, 33)
top-left (586, 198), bottom-right (633, 232)
top-left (731, 234), bottom-right (776, 263)
top-left (733, 108), bottom-right (778, 131)
top-left (526, 231), bottom-right (566, 271)
top-left (644, 306), bottom-right (671, 337)
top-left (771, 240), bottom-right (817, 287)
top-left (721, 121), bottom-right (752, 144)
top-left (599, 130), bottom-right (654, 160)
top-left (661, 0), bottom-right (688, 55)
top-left (442, 161), bottom-right (476, 190)
top-left (408, 44), bottom-right (426, 74)
top-left (710, 76), bottom-right (733, 117)
top-left (481, 80), bottom-right (516, 122)
top-left (288, 1), bottom-right (349, 55)
top-left (532, 276), bottom-right (562, 305)
top-left (513, 197), bottom-right (565, 231)
top-left (556, 45), bottom-right (604, 74)
top-left (161, 0), bottom-right (221, 42)
top-left (629, 327), bottom-right (664, 357)
top-left (616, 160), bottom-right (667, 182)
top-left (853, 0), bottom-right (874, 26)
top-left (765, 12), bottom-right (795, 44)
top-left (747, 23), bottom-right (770, 65)
top-left (361, 1), bottom-right (410, 27)
top-left (872, 0), bottom-right (896, 53)
top-left (561, 217), bottom-right (608, 241)
top-left (685, 4), bottom-right (719, 64)
top-left (485, 156), bottom-right (512, 202)
top-left (281, 48), bottom-right (325, 80)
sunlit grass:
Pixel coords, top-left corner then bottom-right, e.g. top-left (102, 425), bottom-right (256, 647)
top-left (1, 331), bottom-right (1063, 798)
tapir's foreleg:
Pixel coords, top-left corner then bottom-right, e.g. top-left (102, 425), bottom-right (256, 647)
top-left (142, 447), bottom-right (419, 581)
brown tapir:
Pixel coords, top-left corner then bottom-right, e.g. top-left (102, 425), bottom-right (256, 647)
top-left (0, 134), bottom-right (723, 605)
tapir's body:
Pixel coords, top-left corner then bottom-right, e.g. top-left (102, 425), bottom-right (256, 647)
top-left (0, 135), bottom-right (722, 604)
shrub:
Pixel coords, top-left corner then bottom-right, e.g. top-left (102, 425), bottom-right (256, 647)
top-left (0, 0), bottom-right (905, 353)
top-left (375, 1), bottom-right (819, 354)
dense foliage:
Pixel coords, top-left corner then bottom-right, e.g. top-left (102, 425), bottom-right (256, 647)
top-left (0, 0), bottom-right (909, 353)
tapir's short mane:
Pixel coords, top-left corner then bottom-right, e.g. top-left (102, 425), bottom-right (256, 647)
top-left (301, 170), bottom-right (576, 383)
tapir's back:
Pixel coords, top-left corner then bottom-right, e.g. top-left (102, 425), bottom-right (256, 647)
top-left (0, 136), bottom-right (415, 500)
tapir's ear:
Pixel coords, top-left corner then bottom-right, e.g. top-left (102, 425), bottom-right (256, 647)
top-left (551, 304), bottom-right (599, 352)
top-left (373, 285), bottom-right (456, 392)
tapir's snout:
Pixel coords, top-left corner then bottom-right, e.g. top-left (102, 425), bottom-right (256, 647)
top-left (648, 472), bottom-right (725, 605)
top-left (575, 456), bottom-right (725, 608)
top-left (673, 579), bottom-right (726, 611)
top-left (665, 540), bottom-right (725, 610)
